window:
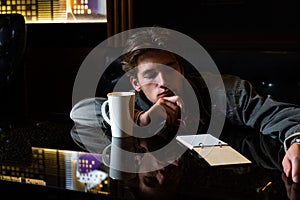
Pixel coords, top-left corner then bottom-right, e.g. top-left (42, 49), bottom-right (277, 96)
top-left (0, 0), bottom-right (106, 23)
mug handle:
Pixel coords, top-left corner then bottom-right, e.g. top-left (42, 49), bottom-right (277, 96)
top-left (101, 100), bottom-right (111, 125)
top-left (101, 144), bottom-right (111, 167)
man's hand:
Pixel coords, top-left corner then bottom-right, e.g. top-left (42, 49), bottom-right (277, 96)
top-left (282, 142), bottom-right (300, 183)
top-left (139, 96), bottom-right (184, 127)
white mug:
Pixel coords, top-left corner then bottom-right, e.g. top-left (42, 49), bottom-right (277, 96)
top-left (101, 92), bottom-right (135, 138)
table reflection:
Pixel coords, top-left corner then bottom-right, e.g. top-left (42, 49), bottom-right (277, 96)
top-left (0, 121), bottom-right (299, 200)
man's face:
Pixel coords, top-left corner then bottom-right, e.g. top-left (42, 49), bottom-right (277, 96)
top-left (130, 50), bottom-right (184, 104)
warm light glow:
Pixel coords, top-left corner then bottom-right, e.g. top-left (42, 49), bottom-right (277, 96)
top-left (261, 181), bottom-right (272, 192)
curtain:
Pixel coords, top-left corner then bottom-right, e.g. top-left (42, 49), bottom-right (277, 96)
top-left (106, 0), bottom-right (134, 46)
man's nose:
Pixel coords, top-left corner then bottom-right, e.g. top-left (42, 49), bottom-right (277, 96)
top-left (156, 73), bottom-right (168, 86)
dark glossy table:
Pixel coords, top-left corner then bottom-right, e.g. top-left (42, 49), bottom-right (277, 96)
top-left (0, 117), bottom-right (299, 200)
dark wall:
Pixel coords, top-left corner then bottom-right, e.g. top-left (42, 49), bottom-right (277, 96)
top-left (133, 0), bottom-right (300, 51)
top-left (24, 23), bottom-right (107, 116)
top-left (133, 0), bottom-right (300, 32)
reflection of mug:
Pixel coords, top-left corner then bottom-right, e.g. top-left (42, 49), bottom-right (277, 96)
top-left (101, 92), bottom-right (135, 138)
top-left (102, 137), bottom-right (137, 180)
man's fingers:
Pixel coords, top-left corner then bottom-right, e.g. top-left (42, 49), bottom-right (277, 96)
top-left (282, 156), bottom-right (292, 179)
top-left (162, 96), bottom-right (184, 110)
top-left (291, 157), bottom-right (300, 183)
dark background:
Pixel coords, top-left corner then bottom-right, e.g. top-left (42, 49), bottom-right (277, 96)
top-left (23, 0), bottom-right (300, 118)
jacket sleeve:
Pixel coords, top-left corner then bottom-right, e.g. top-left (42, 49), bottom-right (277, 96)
top-left (223, 74), bottom-right (300, 149)
top-left (70, 97), bottom-right (110, 130)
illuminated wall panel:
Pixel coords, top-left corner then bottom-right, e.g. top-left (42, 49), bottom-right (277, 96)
top-left (0, 0), bottom-right (106, 23)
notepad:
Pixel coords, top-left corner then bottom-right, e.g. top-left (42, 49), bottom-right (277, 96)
top-left (176, 134), bottom-right (251, 166)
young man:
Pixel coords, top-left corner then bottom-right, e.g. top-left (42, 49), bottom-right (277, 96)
top-left (70, 27), bottom-right (300, 183)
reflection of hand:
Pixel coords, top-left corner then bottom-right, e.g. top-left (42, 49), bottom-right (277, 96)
top-left (282, 143), bottom-right (300, 183)
top-left (282, 173), bottom-right (300, 200)
top-left (139, 95), bottom-right (183, 127)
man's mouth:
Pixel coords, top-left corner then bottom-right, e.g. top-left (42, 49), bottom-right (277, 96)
top-left (158, 90), bottom-right (174, 98)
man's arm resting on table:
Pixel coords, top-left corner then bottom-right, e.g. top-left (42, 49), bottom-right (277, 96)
top-left (70, 97), bottom-right (109, 128)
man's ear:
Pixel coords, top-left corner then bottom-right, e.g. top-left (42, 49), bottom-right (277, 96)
top-left (130, 76), bottom-right (141, 91)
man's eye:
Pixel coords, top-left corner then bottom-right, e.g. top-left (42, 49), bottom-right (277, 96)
top-left (144, 72), bottom-right (157, 79)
